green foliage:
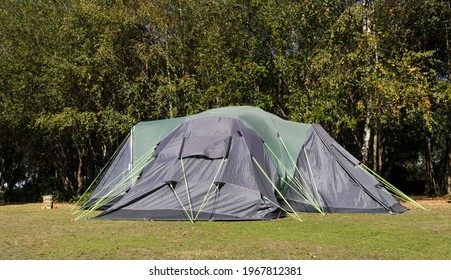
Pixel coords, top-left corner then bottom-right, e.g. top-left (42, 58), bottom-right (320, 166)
top-left (0, 0), bottom-right (450, 200)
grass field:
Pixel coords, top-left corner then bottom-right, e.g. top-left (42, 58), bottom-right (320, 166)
top-left (0, 198), bottom-right (449, 260)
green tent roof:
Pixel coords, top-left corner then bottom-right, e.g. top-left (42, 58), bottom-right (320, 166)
top-left (132, 106), bottom-right (312, 177)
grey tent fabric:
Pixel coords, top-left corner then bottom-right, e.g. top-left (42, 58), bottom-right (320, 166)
top-left (284, 125), bottom-right (406, 213)
top-left (84, 106), bottom-right (408, 221)
top-left (83, 135), bottom-right (132, 210)
top-left (95, 117), bottom-right (284, 221)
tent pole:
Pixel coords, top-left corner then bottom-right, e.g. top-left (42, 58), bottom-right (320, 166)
top-left (261, 196), bottom-right (302, 221)
top-left (168, 182), bottom-right (194, 223)
top-left (277, 135), bottom-right (325, 214)
top-left (302, 148), bottom-right (325, 214)
top-left (264, 140), bottom-right (324, 213)
top-left (251, 156), bottom-right (303, 222)
top-left (180, 157), bottom-right (194, 221)
top-left (195, 157), bottom-right (227, 220)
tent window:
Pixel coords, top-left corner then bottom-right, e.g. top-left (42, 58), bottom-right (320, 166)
top-left (179, 136), bottom-right (232, 159)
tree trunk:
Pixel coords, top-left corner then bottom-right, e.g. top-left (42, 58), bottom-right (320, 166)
top-left (441, 0), bottom-right (451, 195)
top-left (48, 146), bottom-right (76, 196)
top-left (372, 127), bottom-right (377, 171)
top-left (446, 137), bottom-right (451, 195)
top-left (0, 156), bottom-right (4, 199)
top-left (361, 114), bottom-right (371, 164)
top-left (77, 147), bottom-right (87, 195)
top-left (371, 126), bottom-right (384, 174)
top-left (57, 170), bottom-right (74, 196)
top-left (443, 0), bottom-right (451, 83)
top-left (425, 138), bottom-right (438, 196)
top-left (360, 0), bottom-right (375, 166)
top-left (378, 135), bottom-right (383, 175)
top-left (0, 156), bottom-right (3, 189)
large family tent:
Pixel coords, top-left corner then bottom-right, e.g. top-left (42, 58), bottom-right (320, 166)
top-left (77, 106), bottom-right (421, 221)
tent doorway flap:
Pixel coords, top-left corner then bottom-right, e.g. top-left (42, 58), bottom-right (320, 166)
top-left (179, 136), bottom-right (232, 159)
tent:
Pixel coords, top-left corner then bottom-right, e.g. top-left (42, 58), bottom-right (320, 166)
top-left (78, 106), bottom-right (417, 221)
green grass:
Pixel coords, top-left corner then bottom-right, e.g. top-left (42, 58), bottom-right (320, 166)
top-left (0, 198), bottom-right (449, 260)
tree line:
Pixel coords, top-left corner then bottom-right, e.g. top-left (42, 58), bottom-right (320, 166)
top-left (0, 0), bottom-right (450, 203)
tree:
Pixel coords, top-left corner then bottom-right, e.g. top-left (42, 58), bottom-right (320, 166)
top-left (0, 0), bottom-right (449, 201)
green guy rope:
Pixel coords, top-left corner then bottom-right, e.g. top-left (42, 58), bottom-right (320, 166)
top-left (180, 157), bottom-right (194, 221)
top-left (168, 182), bottom-right (194, 223)
top-left (195, 157), bottom-right (227, 220)
top-left (278, 135), bottom-right (325, 214)
top-left (72, 133), bottom-right (130, 211)
top-left (281, 176), bottom-right (325, 214)
top-left (73, 146), bottom-right (157, 220)
top-left (252, 156), bottom-right (303, 222)
top-left (263, 142), bottom-right (324, 214)
top-left (265, 141), bottom-right (324, 213)
top-left (261, 196), bottom-right (303, 221)
top-left (78, 146), bottom-right (155, 212)
top-left (359, 164), bottom-right (428, 211)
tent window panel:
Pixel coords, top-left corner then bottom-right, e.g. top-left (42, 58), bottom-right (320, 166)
top-left (179, 136), bottom-right (232, 159)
